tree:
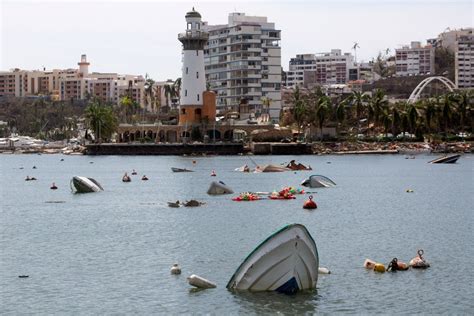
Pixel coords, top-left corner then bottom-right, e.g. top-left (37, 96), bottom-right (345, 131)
top-left (452, 91), bottom-right (469, 132)
top-left (348, 91), bottom-right (368, 134)
top-left (292, 86), bottom-right (306, 137)
top-left (85, 102), bottom-right (118, 143)
top-left (144, 75), bottom-right (155, 113)
top-left (407, 103), bottom-right (419, 134)
top-left (315, 95), bottom-right (330, 140)
top-left (335, 100), bottom-right (346, 138)
top-left (369, 89), bottom-right (388, 131)
top-left (391, 106), bottom-right (401, 137)
top-left (440, 94), bottom-right (453, 134)
top-left (424, 100), bottom-right (436, 135)
top-left (261, 97), bottom-right (272, 115)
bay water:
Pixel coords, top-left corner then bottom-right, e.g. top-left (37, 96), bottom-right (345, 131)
top-left (1, 154), bottom-right (473, 314)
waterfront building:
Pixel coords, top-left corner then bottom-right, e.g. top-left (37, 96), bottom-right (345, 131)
top-left (203, 12), bottom-right (282, 122)
top-left (178, 8), bottom-right (216, 127)
top-left (395, 42), bottom-right (435, 76)
top-left (455, 33), bottom-right (474, 89)
top-left (286, 50), bottom-right (356, 88)
top-left (0, 54), bottom-right (147, 108)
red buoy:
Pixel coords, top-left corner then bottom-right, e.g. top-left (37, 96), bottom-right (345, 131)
top-left (303, 195), bottom-right (317, 209)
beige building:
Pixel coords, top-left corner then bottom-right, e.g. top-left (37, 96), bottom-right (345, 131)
top-left (395, 42), bottom-right (435, 76)
top-left (455, 33), bottom-right (474, 89)
top-left (0, 55), bottom-right (149, 108)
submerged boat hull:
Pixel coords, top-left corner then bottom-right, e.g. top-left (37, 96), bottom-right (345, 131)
top-left (207, 181), bottom-right (234, 195)
top-left (428, 154), bottom-right (461, 164)
top-left (227, 224), bottom-right (318, 294)
top-left (171, 167), bottom-right (194, 172)
top-left (301, 175), bottom-right (336, 188)
top-left (71, 176), bottom-right (103, 193)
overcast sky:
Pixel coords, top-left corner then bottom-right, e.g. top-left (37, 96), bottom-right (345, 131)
top-left (1, 0), bottom-right (472, 80)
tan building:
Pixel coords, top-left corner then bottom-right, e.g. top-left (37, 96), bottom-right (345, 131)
top-left (395, 42), bottom-right (435, 76)
top-left (0, 54), bottom-right (147, 108)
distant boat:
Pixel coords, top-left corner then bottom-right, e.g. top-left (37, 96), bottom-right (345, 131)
top-left (301, 175), bottom-right (336, 188)
top-left (70, 176), bottom-right (104, 193)
top-left (428, 154), bottom-right (461, 164)
top-left (171, 167), bottom-right (194, 172)
top-left (227, 224), bottom-right (319, 294)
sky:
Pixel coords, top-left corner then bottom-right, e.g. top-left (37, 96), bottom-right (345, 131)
top-left (1, 0), bottom-right (472, 80)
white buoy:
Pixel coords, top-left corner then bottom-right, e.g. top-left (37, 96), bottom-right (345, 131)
top-left (187, 274), bottom-right (216, 289)
top-left (170, 264), bottom-right (181, 275)
top-left (318, 267), bottom-right (331, 274)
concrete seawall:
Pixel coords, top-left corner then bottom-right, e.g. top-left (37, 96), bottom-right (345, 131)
top-left (86, 143), bottom-right (244, 155)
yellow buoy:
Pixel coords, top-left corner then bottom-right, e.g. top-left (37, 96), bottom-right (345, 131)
top-left (374, 263), bottom-right (385, 273)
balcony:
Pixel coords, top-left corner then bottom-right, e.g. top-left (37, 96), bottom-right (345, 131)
top-left (178, 31), bottom-right (209, 41)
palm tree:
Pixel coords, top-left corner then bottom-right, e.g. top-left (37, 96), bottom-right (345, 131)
top-left (407, 103), bottom-right (419, 135)
top-left (424, 100), bottom-right (436, 135)
top-left (348, 91), bottom-right (368, 134)
top-left (315, 95), bottom-right (330, 140)
top-left (163, 83), bottom-right (174, 111)
top-left (144, 75), bottom-right (155, 113)
top-left (452, 91), bottom-right (469, 132)
top-left (85, 102), bottom-right (118, 143)
top-left (440, 94), bottom-right (453, 134)
top-left (391, 106), bottom-right (401, 137)
top-left (369, 89), bottom-right (388, 132)
top-left (291, 86), bottom-right (306, 137)
top-left (261, 97), bottom-right (272, 116)
top-left (335, 100), bottom-right (346, 138)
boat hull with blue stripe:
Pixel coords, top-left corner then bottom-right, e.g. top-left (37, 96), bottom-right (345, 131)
top-left (227, 224), bottom-right (319, 294)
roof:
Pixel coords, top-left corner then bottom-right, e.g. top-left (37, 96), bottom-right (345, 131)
top-left (186, 7), bottom-right (201, 18)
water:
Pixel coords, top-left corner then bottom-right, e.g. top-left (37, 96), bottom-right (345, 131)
top-left (1, 154), bottom-right (473, 314)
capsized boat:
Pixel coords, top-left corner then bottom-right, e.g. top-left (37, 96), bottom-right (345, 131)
top-left (227, 224), bottom-right (319, 294)
top-left (286, 160), bottom-right (312, 171)
top-left (171, 167), bottom-right (194, 172)
top-left (207, 181), bottom-right (234, 195)
top-left (428, 154), bottom-right (461, 164)
top-left (255, 164), bottom-right (290, 173)
top-left (70, 176), bottom-right (104, 193)
top-left (301, 175), bottom-right (336, 188)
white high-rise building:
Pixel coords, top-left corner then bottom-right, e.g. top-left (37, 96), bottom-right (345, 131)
top-left (455, 33), bottom-right (474, 89)
top-left (203, 12), bottom-right (282, 122)
top-left (395, 42), bottom-right (435, 76)
top-left (286, 50), bottom-right (355, 88)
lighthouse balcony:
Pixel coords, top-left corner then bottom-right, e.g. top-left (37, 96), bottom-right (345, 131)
top-left (178, 31), bottom-right (209, 41)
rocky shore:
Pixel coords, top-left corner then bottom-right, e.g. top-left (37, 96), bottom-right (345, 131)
top-left (311, 141), bottom-right (472, 154)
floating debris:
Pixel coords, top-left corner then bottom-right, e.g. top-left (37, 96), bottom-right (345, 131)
top-left (188, 274), bottom-right (216, 289)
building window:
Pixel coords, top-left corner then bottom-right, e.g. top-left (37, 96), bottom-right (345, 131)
top-left (181, 108), bottom-right (186, 114)
top-left (196, 50), bottom-right (199, 56)
top-left (196, 72), bottom-right (199, 78)
top-left (187, 23), bottom-right (191, 30)
top-left (186, 67), bottom-right (188, 74)
top-left (197, 94), bottom-right (200, 101)
top-left (185, 89), bottom-right (187, 96)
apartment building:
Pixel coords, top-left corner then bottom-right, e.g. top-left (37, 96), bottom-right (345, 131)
top-left (286, 49), bottom-right (355, 88)
top-left (0, 55), bottom-right (147, 108)
top-left (395, 42), bottom-right (435, 76)
top-left (428, 27), bottom-right (473, 53)
top-left (455, 33), bottom-right (474, 88)
top-left (203, 12), bottom-right (282, 121)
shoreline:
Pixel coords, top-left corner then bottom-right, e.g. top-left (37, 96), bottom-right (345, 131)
top-left (1, 141), bottom-right (471, 155)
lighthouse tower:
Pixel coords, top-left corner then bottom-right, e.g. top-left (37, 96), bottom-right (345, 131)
top-left (78, 54), bottom-right (90, 77)
top-left (178, 8), bottom-right (215, 126)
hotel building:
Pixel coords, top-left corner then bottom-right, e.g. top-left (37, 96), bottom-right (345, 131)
top-left (286, 49), bottom-right (356, 88)
top-left (455, 33), bottom-right (474, 89)
top-left (203, 12), bottom-right (282, 122)
top-left (0, 55), bottom-right (147, 108)
top-left (395, 42), bottom-right (435, 76)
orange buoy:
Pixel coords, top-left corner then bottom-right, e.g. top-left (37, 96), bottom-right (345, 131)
top-left (303, 195), bottom-right (317, 209)
top-left (50, 182), bottom-right (58, 190)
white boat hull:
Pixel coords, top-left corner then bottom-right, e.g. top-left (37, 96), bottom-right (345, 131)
top-left (227, 224), bottom-right (318, 294)
top-left (301, 175), bottom-right (336, 188)
top-left (71, 176), bottom-right (103, 193)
